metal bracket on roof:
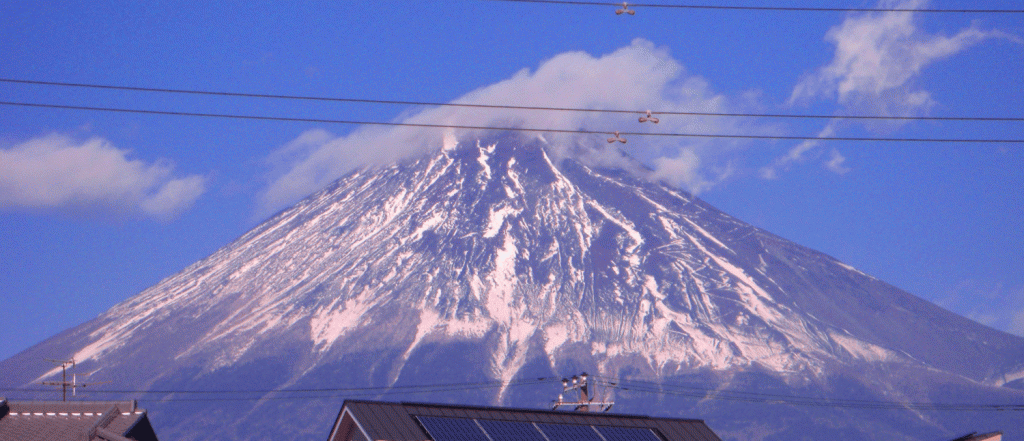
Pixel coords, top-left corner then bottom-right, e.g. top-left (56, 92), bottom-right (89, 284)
top-left (552, 372), bottom-right (614, 412)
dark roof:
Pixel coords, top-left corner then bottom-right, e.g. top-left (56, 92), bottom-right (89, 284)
top-left (951, 432), bottom-right (1003, 441)
top-left (0, 398), bottom-right (159, 441)
top-left (327, 400), bottom-right (722, 441)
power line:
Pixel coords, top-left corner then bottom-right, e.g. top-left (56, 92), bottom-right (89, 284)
top-left (3, 100), bottom-right (1023, 144)
top-left (144, 381), bottom-right (542, 402)
top-left (479, 0), bottom-right (1024, 14)
top-left (0, 378), bottom-right (556, 397)
top-left (137, 379), bottom-right (547, 402)
top-left (2, 78), bottom-right (1020, 122)
top-left (1, 378), bottom-right (557, 403)
top-left (5, 375), bottom-right (1022, 411)
top-left (595, 378), bottom-right (1024, 412)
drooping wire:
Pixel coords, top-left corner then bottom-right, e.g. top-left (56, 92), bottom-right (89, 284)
top-left (0, 377), bottom-right (556, 395)
top-left (0, 377), bottom-right (559, 403)
top-left (5, 374), bottom-right (1021, 410)
top-left (592, 376), bottom-right (1024, 412)
top-left (3, 101), bottom-right (1023, 144)
top-left (478, 0), bottom-right (1024, 14)
top-left (2, 78), bottom-right (1021, 122)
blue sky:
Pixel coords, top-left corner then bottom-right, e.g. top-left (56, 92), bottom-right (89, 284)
top-left (1, 0), bottom-right (1022, 361)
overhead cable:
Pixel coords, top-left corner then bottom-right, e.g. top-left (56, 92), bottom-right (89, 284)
top-left (1, 378), bottom-right (555, 403)
top-left (5, 375), bottom-right (1022, 410)
top-left (593, 377), bottom-right (1024, 412)
top-left (0, 377), bottom-right (555, 396)
top-left (3, 100), bottom-right (1023, 144)
top-left (479, 0), bottom-right (1024, 14)
top-left (2, 78), bottom-right (1020, 122)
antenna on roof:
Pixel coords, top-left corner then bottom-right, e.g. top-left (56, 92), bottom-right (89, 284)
top-left (552, 372), bottom-right (614, 412)
top-left (40, 358), bottom-right (109, 401)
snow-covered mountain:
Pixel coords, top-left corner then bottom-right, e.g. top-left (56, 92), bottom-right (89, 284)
top-left (3, 134), bottom-right (1023, 440)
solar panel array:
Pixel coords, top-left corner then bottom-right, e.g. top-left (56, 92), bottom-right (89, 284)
top-left (536, 422), bottom-right (603, 441)
top-left (477, 419), bottom-right (548, 441)
top-left (417, 416), bottom-right (664, 441)
top-left (595, 425), bottom-right (664, 441)
top-left (417, 416), bottom-right (490, 441)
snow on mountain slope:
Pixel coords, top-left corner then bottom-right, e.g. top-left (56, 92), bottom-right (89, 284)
top-left (3, 133), bottom-right (1022, 440)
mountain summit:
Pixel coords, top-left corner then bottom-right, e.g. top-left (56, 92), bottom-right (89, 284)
top-left (3, 134), bottom-right (1023, 440)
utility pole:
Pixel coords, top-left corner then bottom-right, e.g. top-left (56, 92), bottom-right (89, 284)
top-left (551, 372), bottom-right (613, 412)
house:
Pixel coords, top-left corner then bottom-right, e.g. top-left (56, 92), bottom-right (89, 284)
top-left (327, 400), bottom-right (722, 441)
top-left (0, 398), bottom-right (159, 441)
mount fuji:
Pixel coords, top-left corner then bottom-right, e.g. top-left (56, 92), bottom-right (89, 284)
top-left (2, 133), bottom-right (1023, 440)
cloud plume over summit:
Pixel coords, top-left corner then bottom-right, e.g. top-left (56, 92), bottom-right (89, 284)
top-left (259, 39), bottom-right (773, 215)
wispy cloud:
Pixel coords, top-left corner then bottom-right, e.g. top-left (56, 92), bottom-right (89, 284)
top-left (0, 133), bottom-right (206, 220)
top-left (760, 122), bottom-right (838, 179)
top-left (824, 149), bottom-right (851, 175)
top-left (789, 0), bottom-right (1000, 115)
top-left (259, 39), bottom-right (776, 214)
top-left (769, 0), bottom-right (1013, 178)
top-left (939, 281), bottom-right (1024, 337)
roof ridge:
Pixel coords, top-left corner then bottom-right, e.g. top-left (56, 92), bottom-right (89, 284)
top-left (86, 404), bottom-right (119, 439)
top-left (341, 399), bottom-right (708, 422)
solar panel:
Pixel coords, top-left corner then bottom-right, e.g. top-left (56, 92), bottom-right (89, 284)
top-left (416, 416), bottom-right (490, 441)
top-left (417, 415), bottom-right (665, 441)
top-left (477, 419), bottom-right (547, 441)
top-left (594, 426), bottom-right (664, 441)
top-left (536, 423), bottom-right (604, 441)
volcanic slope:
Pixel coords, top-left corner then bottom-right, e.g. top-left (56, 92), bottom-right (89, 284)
top-left (3, 134), bottom-right (1023, 440)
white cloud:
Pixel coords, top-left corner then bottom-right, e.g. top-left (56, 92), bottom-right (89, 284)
top-left (1010, 310), bottom-right (1024, 337)
top-left (260, 39), bottom-right (776, 214)
top-left (938, 281), bottom-right (1024, 338)
top-left (652, 151), bottom-right (733, 193)
top-left (139, 175), bottom-right (207, 220)
top-left (789, 0), bottom-right (998, 116)
top-left (760, 122), bottom-right (838, 179)
top-left (767, 0), bottom-right (1011, 180)
top-left (0, 133), bottom-right (206, 220)
top-left (824, 149), bottom-right (851, 175)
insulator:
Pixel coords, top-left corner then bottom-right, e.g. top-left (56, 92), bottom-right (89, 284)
top-left (607, 132), bottom-right (627, 143)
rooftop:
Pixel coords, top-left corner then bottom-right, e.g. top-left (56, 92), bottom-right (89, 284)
top-left (328, 400), bottom-right (722, 441)
top-left (0, 398), bottom-right (159, 441)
